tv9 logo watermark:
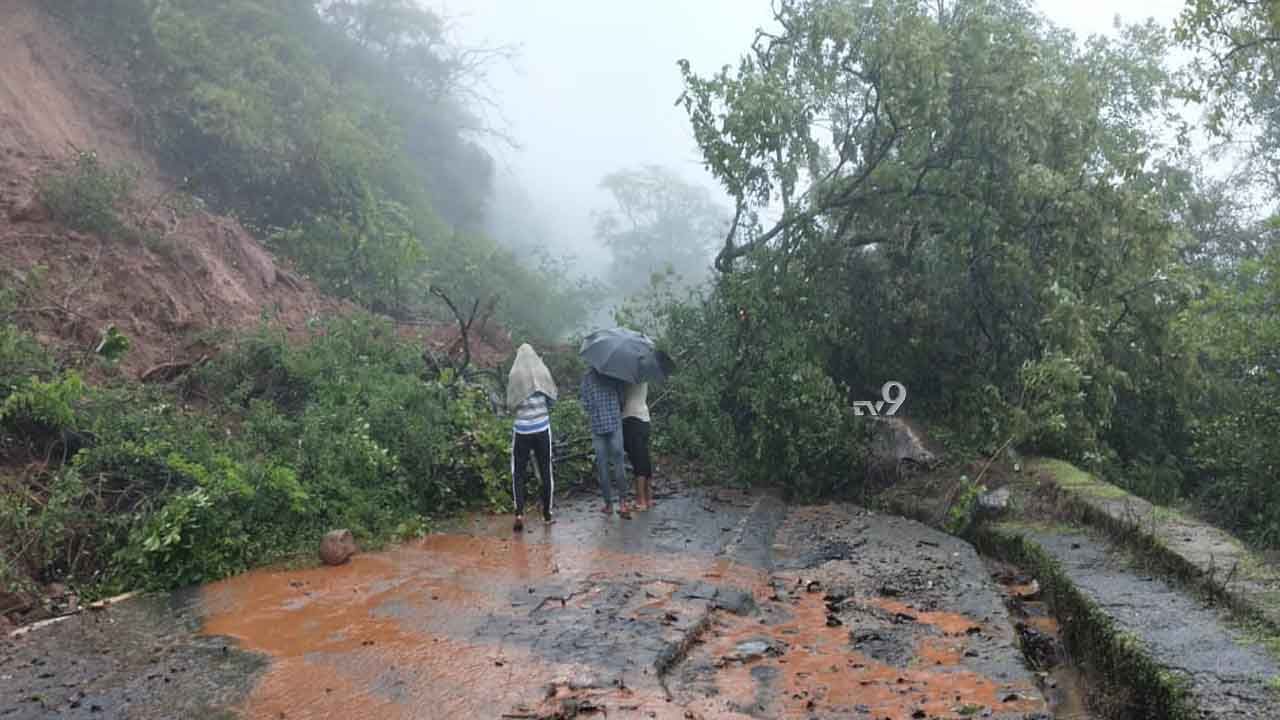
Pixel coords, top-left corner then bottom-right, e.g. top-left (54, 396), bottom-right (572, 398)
top-left (853, 382), bottom-right (907, 417)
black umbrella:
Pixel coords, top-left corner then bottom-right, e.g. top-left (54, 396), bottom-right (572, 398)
top-left (579, 327), bottom-right (674, 384)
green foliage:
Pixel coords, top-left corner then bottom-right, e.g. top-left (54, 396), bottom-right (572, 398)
top-left (192, 315), bottom-right (516, 519)
top-left (1, 373), bottom-right (85, 438)
top-left (1175, 0), bottom-right (1280, 144)
top-left (1013, 352), bottom-right (1113, 467)
top-left (945, 476), bottom-right (988, 536)
top-left (270, 191), bottom-right (427, 312)
top-left (37, 151), bottom-right (137, 237)
top-left (626, 270), bottom-right (873, 500)
top-left (0, 468), bottom-right (89, 592)
top-left (673, 0), bottom-right (1196, 487)
top-left (47, 0), bottom-right (592, 340)
top-left (0, 316), bottom-right (546, 594)
top-left (0, 328), bottom-right (54, 405)
top-left (1176, 242), bottom-right (1280, 545)
top-left (95, 326), bottom-right (131, 364)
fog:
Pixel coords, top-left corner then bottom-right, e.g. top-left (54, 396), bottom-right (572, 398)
top-left (452, 0), bottom-right (1188, 276)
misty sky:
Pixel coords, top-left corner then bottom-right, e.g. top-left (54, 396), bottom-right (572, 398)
top-left (452, 0), bottom-right (1189, 268)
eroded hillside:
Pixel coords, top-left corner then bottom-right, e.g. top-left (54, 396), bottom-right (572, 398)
top-left (0, 0), bottom-right (349, 377)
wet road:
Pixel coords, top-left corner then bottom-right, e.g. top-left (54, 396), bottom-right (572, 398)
top-left (3, 478), bottom-right (1052, 719)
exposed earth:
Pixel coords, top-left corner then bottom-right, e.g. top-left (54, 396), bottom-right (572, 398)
top-left (1, 476), bottom-right (1064, 720)
top-left (0, 0), bottom-right (511, 382)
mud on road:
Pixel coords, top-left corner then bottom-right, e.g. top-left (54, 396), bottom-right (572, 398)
top-left (3, 479), bottom-right (1056, 719)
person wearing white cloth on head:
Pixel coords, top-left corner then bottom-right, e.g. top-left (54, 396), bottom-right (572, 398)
top-left (507, 344), bottom-right (558, 531)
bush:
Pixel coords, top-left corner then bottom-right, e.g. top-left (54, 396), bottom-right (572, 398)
top-left (37, 151), bottom-right (137, 237)
top-left (630, 275), bottom-right (873, 500)
top-left (735, 354), bottom-right (872, 500)
top-left (0, 314), bottom-right (553, 596)
top-left (0, 325), bottom-right (54, 404)
top-left (0, 468), bottom-right (89, 591)
top-left (1, 373), bottom-right (85, 436)
top-left (192, 314), bottom-right (516, 520)
top-left (945, 475), bottom-right (988, 535)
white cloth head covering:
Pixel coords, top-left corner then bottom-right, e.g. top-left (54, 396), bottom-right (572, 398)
top-left (506, 343), bottom-right (558, 411)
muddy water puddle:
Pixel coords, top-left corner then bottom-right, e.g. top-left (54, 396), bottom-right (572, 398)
top-left (988, 562), bottom-right (1096, 720)
top-left (195, 496), bottom-right (1077, 719)
top-left (669, 577), bottom-right (1045, 720)
top-left (200, 506), bottom-right (771, 719)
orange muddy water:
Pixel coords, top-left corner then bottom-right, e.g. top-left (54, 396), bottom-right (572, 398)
top-left (197, 488), bottom-right (1056, 719)
top-left (671, 577), bottom-right (1045, 719)
top-left (201, 493), bottom-right (773, 719)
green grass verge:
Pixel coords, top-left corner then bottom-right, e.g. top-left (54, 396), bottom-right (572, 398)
top-left (1032, 458), bottom-right (1280, 645)
top-left (975, 524), bottom-right (1198, 720)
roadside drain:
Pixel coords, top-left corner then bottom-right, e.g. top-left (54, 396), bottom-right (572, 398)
top-left (988, 561), bottom-right (1095, 720)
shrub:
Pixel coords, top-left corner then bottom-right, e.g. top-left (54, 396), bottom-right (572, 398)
top-left (37, 151), bottom-right (137, 237)
top-left (737, 356), bottom-right (872, 500)
top-left (0, 468), bottom-right (89, 588)
top-left (0, 314), bottom-right (561, 596)
top-left (945, 475), bottom-right (988, 535)
top-left (631, 277), bottom-right (873, 500)
top-left (0, 372), bottom-right (85, 446)
top-left (0, 325), bottom-right (54, 404)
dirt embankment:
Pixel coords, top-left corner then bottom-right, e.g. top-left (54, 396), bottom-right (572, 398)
top-left (0, 1), bottom-right (514, 378)
top-left (0, 1), bottom-right (354, 377)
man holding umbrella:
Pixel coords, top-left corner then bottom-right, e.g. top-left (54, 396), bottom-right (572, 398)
top-left (580, 366), bottom-right (628, 516)
top-left (579, 328), bottom-right (673, 516)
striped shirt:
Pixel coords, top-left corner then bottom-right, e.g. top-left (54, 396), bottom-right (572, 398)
top-left (514, 392), bottom-right (553, 434)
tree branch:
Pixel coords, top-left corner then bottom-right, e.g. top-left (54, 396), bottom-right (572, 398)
top-left (430, 286), bottom-right (472, 373)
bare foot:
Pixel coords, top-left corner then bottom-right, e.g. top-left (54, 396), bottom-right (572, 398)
top-left (600, 504), bottom-right (613, 514)
top-left (513, 515), bottom-right (524, 531)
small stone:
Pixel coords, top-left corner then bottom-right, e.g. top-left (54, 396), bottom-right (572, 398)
top-left (723, 640), bottom-right (778, 663)
top-left (978, 487), bottom-right (1011, 512)
top-left (1014, 580), bottom-right (1041, 600)
top-left (319, 529), bottom-right (357, 565)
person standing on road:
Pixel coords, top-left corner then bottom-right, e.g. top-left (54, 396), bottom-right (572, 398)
top-left (580, 367), bottom-right (629, 517)
top-left (622, 381), bottom-right (654, 511)
top-left (507, 344), bottom-right (558, 531)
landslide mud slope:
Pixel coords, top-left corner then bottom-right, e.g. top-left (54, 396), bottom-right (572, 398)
top-left (0, 0), bottom-right (347, 377)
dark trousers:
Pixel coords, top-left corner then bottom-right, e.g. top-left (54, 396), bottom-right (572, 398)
top-left (512, 429), bottom-right (553, 517)
top-left (622, 417), bottom-right (652, 477)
